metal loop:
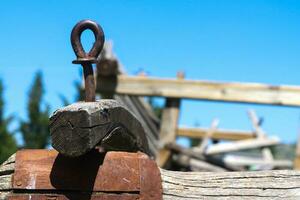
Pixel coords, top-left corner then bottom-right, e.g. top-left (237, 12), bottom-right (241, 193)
top-left (71, 19), bottom-right (105, 62)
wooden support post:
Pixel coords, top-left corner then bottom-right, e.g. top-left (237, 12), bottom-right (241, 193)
top-left (294, 132), bottom-right (300, 170)
top-left (156, 72), bottom-right (183, 167)
top-left (157, 98), bottom-right (180, 167)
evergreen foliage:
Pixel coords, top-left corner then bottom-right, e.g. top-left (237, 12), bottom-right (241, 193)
top-left (20, 71), bottom-right (50, 149)
top-left (0, 79), bottom-right (17, 163)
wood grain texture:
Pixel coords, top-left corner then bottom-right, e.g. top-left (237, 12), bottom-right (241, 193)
top-left (1, 154), bottom-right (300, 199)
top-left (97, 75), bottom-right (300, 107)
top-left (0, 154), bottom-right (14, 200)
top-left (49, 100), bottom-right (151, 157)
top-left (161, 169), bottom-right (300, 199)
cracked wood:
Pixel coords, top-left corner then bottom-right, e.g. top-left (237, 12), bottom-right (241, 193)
top-left (49, 99), bottom-right (151, 157)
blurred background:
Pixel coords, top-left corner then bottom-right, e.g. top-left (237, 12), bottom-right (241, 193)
top-left (0, 1), bottom-right (300, 168)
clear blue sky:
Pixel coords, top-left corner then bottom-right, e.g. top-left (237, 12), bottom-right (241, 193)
top-left (1, 0), bottom-right (300, 144)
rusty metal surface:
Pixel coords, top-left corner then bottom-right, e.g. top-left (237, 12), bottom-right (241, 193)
top-left (139, 153), bottom-right (163, 200)
top-left (8, 194), bottom-right (139, 200)
top-left (13, 150), bottom-right (162, 199)
top-left (71, 19), bottom-right (104, 64)
top-left (71, 20), bottom-right (105, 102)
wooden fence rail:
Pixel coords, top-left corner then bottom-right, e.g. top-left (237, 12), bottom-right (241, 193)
top-left (97, 75), bottom-right (300, 107)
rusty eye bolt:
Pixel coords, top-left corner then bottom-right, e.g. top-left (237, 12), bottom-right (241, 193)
top-left (71, 20), bottom-right (105, 102)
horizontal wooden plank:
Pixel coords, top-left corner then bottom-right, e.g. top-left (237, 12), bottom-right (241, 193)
top-left (205, 137), bottom-right (280, 155)
top-left (97, 75), bottom-right (300, 106)
top-left (161, 169), bottom-right (300, 199)
top-left (224, 155), bottom-right (293, 168)
top-left (177, 127), bottom-right (255, 141)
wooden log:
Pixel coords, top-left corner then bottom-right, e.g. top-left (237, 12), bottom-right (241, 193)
top-left (177, 127), bottom-right (256, 140)
top-left (97, 75), bottom-right (300, 107)
top-left (49, 99), bottom-right (151, 157)
top-left (205, 137), bottom-right (280, 155)
top-left (161, 169), bottom-right (300, 199)
top-left (166, 143), bottom-right (238, 171)
top-left (224, 154), bottom-right (293, 168)
top-left (2, 154), bottom-right (300, 200)
top-left (173, 154), bottom-right (228, 172)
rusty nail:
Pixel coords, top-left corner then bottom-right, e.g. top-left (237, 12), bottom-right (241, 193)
top-left (71, 19), bottom-right (105, 102)
top-left (16, 181), bottom-right (22, 186)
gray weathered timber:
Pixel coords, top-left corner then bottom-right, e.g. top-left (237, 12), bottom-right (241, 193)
top-left (0, 154), bottom-right (14, 200)
top-left (177, 127), bottom-right (255, 140)
top-left (2, 154), bottom-right (300, 200)
top-left (114, 95), bottom-right (160, 157)
top-left (161, 169), bottom-right (300, 199)
top-left (97, 75), bottom-right (300, 107)
top-left (49, 100), bottom-right (151, 157)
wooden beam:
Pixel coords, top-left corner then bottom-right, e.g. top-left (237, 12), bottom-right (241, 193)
top-left (224, 154), bottom-right (293, 168)
top-left (2, 154), bottom-right (300, 199)
top-left (161, 169), bottom-right (300, 199)
top-left (97, 75), bottom-right (300, 107)
top-left (177, 127), bottom-right (255, 141)
top-left (205, 137), bottom-right (280, 155)
top-left (166, 143), bottom-right (238, 171)
top-left (49, 100), bottom-right (151, 157)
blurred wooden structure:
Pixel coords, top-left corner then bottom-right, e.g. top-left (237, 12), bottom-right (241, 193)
top-left (96, 42), bottom-right (297, 171)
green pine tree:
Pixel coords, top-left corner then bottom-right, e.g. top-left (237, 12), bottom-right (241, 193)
top-left (59, 71), bottom-right (84, 106)
top-left (20, 71), bottom-right (50, 149)
top-left (0, 79), bottom-right (17, 163)
top-left (74, 80), bottom-right (85, 102)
